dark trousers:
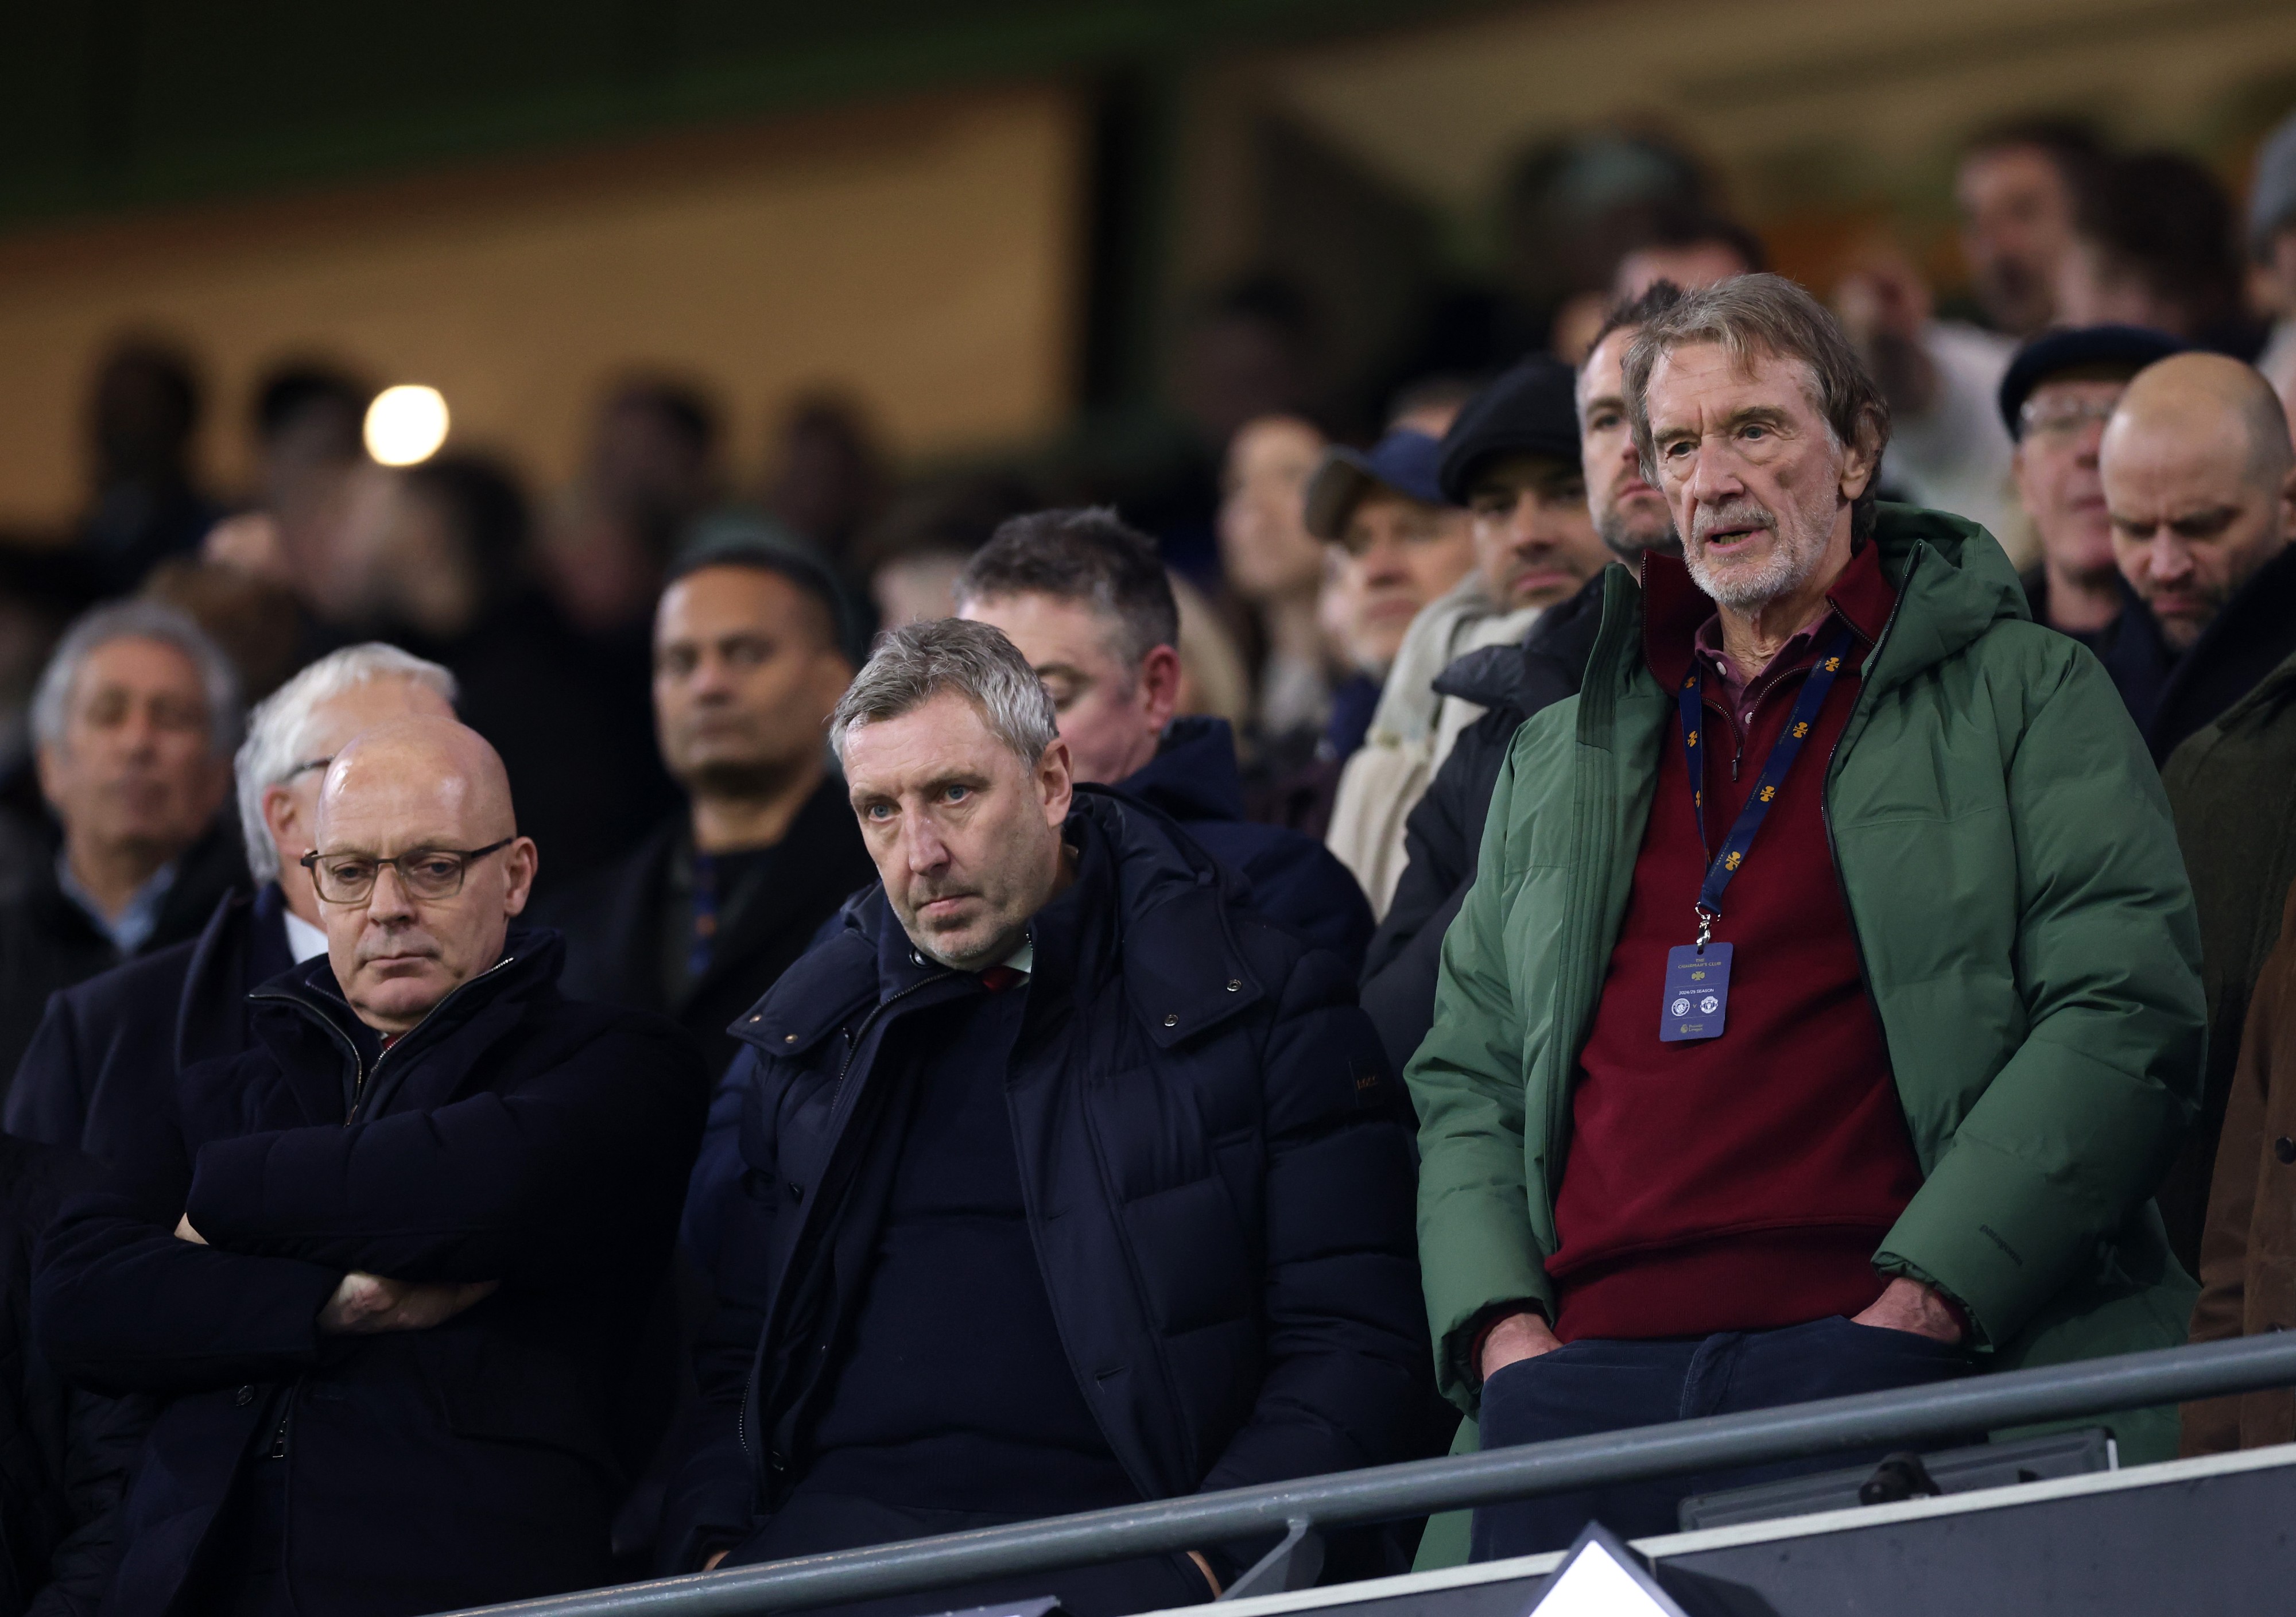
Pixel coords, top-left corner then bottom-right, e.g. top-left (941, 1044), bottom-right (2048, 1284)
top-left (724, 1490), bottom-right (1215, 1617)
top-left (1470, 1314), bottom-right (1973, 1560)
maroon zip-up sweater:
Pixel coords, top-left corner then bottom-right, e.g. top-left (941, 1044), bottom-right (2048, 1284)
top-left (1548, 542), bottom-right (1925, 1343)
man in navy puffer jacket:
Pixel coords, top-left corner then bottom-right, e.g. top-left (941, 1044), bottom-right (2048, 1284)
top-left (664, 620), bottom-right (1428, 1616)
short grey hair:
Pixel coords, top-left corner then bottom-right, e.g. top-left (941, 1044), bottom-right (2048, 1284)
top-left (1624, 273), bottom-right (1893, 542)
top-left (233, 643), bottom-right (459, 874)
top-left (829, 618), bottom-right (1056, 768)
top-left (32, 600), bottom-right (244, 763)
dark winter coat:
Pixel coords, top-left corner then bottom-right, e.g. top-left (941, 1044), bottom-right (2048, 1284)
top-left (32, 931), bottom-right (706, 1617)
top-left (6, 885), bottom-right (294, 1164)
top-left (0, 820), bottom-right (247, 1111)
top-left (0, 1136), bottom-right (140, 1617)
top-left (2160, 649), bottom-right (2296, 1273)
top-left (662, 788), bottom-right (1429, 1575)
top-left (2095, 540), bottom-right (2296, 765)
top-left (1357, 575), bottom-right (1604, 1073)
top-left (544, 778), bottom-right (878, 1077)
top-left (1116, 716), bottom-right (1375, 974)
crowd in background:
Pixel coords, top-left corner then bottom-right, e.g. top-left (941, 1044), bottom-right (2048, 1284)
top-left (0, 99), bottom-right (2289, 1616)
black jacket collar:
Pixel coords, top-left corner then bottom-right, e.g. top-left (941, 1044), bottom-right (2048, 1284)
top-left (1116, 717), bottom-right (1248, 825)
top-left (248, 925), bottom-right (564, 1123)
top-left (735, 787), bottom-right (1264, 1063)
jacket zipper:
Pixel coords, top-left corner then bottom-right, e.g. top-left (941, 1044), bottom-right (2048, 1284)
top-left (249, 953), bottom-right (519, 1125)
top-left (737, 967), bottom-right (953, 1474)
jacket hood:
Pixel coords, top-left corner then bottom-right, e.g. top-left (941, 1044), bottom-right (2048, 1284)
top-left (1592, 503), bottom-right (2031, 702)
top-left (1118, 716), bottom-right (1247, 824)
top-left (735, 786), bottom-right (1266, 1061)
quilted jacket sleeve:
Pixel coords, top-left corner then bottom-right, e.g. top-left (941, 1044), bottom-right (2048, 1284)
top-left (181, 1017), bottom-right (706, 1286)
top-left (1196, 944), bottom-right (1433, 1496)
top-left (1874, 646), bottom-right (2206, 1348)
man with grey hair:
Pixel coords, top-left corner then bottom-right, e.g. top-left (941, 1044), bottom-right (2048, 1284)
top-left (664, 618), bottom-right (1429, 1614)
top-left (7, 642), bottom-right (456, 1161)
top-left (1409, 273), bottom-right (2204, 1558)
top-left (0, 602), bottom-right (249, 1091)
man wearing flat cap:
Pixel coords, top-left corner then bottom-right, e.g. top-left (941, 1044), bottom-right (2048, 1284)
top-left (1999, 324), bottom-right (2186, 645)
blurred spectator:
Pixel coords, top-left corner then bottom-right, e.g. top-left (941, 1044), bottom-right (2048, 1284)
top-left (541, 377), bottom-right (723, 640)
top-left (1218, 414), bottom-right (1333, 750)
top-left (1836, 244), bottom-right (2020, 551)
top-left (1384, 374), bottom-right (1480, 439)
top-left (1612, 210), bottom-right (1765, 302)
top-left (0, 1133), bottom-right (137, 1616)
top-left (1304, 429), bottom-right (1476, 757)
top-left (2096, 353), bottom-right (2296, 762)
top-left (0, 603), bottom-right (247, 1095)
top-left (760, 392), bottom-right (888, 574)
top-left (344, 454), bottom-right (677, 887)
top-left (6, 643), bottom-right (455, 1165)
top-left (1998, 325), bottom-right (2187, 642)
top-left (1417, 278), bottom-right (2201, 1561)
top-left (201, 363), bottom-right (376, 624)
top-left (854, 470), bottom-right (1038, 637)
top-left (664, 621), bottom-right (1426, 1596)
top-left (2248, 109), bottom-right (2296, 422)
top-left (141, 557), bottom-right (305, 704)
top-left (2186, 873), bottom-right (2296, 1454)
top-left (0, 550), bottom-right (94, 907)
top-left (1360, 283), bottom-right (1683, 1071)
top-left (2059, 151), bottom-right (2252, 351)
top-left (1551, 209), bottom-right (1766, 366)
top-left (1176, 276), bottom-right (1324, 457)
top-left (1327, 360), bottom-right (1606, 917)
top-left (956, 507), bottom-right (1374, 971)
top-left (545, 541), bottom-right (870, 1076)
top-left (33, 718), bottom-right (704, 1617)
top-left (2166, 642), bottom-right (2296, 1309)
top-left (74, 339), bottom-right (219, 595)
top-left (1169, 571), bottom-right (1252, 737)
top-left (1954, 119), bottom-right (2102, 339)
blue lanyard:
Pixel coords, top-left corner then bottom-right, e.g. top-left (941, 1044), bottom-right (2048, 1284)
top-left (1677, 621), bottom-right (1856, 947)
top-left (688, 853), bottom-right (719, 982)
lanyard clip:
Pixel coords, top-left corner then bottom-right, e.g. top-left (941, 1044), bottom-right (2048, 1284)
top-left (1694, 905), bottom-right (1717, 952)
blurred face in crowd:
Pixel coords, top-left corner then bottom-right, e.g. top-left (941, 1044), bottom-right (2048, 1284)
top-left (1218, 416), bottom-right (1328, 603)
top-left (259, 676), bottom-right (459, 917)
top-left (1580, 326), bottom-right (1679, 560)
top-left (1465, 455), bottom-right (1610, 612)
top-left (2012, 374), bottom-right (2131, 592)
top-left (38, 636), bottom-right (230, 873)
top-left (2101, 355), bottom-right (2296, 652)
top-left (1335, 489), bottom-right (1477, 669)
top-left (1956, 144), bottom-right (2076, 337)
top-left (1615, 241), bottom-right (1750, 303)
top-left (311, 719), bottom-right (537, 1036)
top-left (959, 592), bottom-right (1178, 787)
top-left (1643, 342), bottom-right (1877, 612)
top-left (654, 565), bottom-right (854, 801)
top-left (843, 691), bottom-right (1072, 971)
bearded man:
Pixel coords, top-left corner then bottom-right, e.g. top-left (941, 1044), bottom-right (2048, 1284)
top-left (1407, 274), bottom-right (2205, 1558)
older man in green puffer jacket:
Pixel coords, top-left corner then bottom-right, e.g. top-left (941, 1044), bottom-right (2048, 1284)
top-left (1407, 274), bottom-right (2205, 1564)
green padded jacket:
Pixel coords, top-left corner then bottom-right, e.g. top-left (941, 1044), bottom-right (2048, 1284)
top-left (1406, 504), bottom-right (2206, 1464)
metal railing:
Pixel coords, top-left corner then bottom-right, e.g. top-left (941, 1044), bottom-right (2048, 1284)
top-left (440, 1331), bottom-right (2296, 1617)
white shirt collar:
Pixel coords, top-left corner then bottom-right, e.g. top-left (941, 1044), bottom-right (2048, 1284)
top-left (282, 908), bottom-right (331, 964)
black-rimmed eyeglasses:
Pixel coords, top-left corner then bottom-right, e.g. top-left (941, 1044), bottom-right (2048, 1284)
top-left (300, 839), bottom-right (515, 904)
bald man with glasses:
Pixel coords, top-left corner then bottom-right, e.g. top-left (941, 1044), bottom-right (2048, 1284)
top-left (35, 717), bottom-right (706, 1617)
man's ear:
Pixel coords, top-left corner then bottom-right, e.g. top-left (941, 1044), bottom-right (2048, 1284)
top-left (1838, 412), bottom-right (1883, 504)
top-left (32, 745), bottom-right (60, 813)
top-left (1037, 736), bottom-right (1074, 828)
top-left (501, 836), bottom-right (540, 917)
top-left (260, 785), bottom-right (301, 879)
top-left (1138, 645), bottom-right (1182, 732)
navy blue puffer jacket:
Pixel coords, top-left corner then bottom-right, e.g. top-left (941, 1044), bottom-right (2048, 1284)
top-left (665, 788), bottom-right (1430, 1572)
